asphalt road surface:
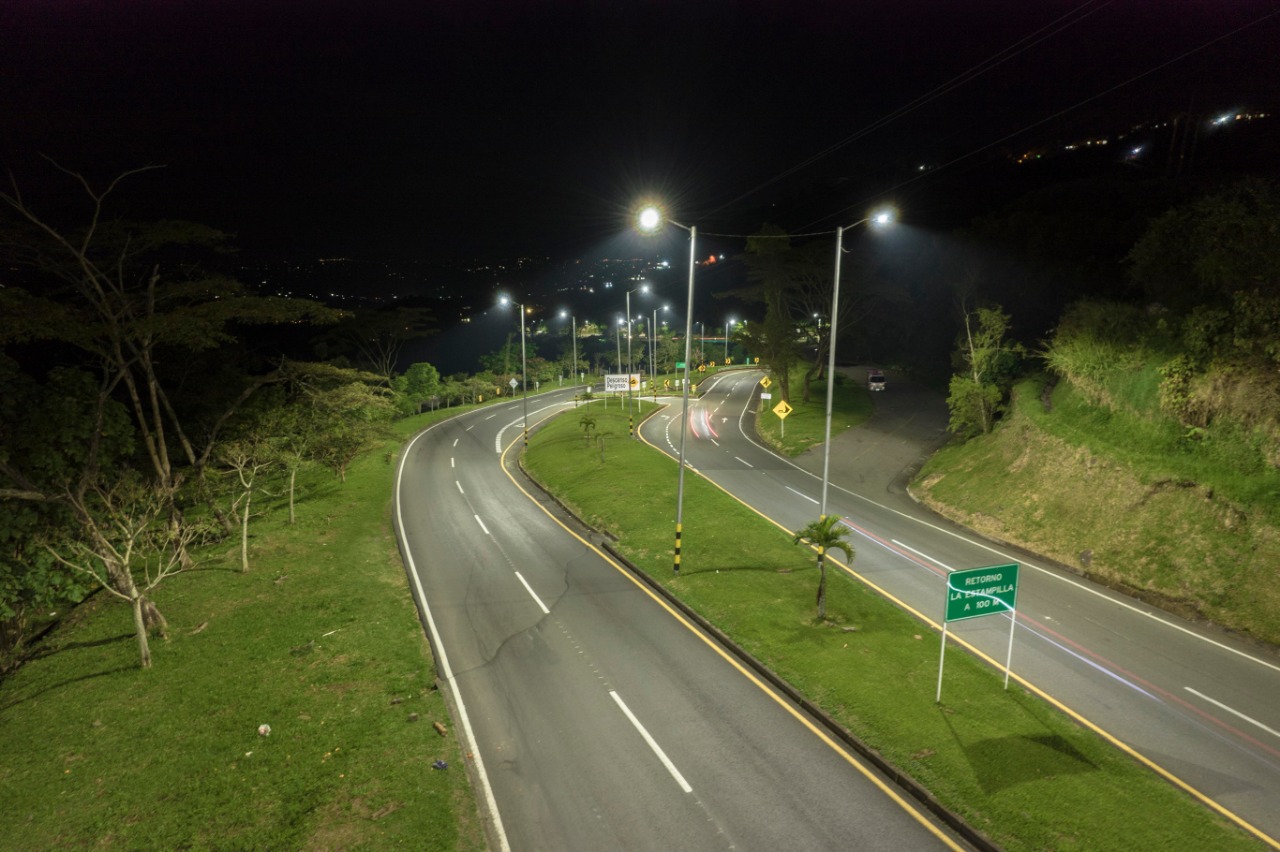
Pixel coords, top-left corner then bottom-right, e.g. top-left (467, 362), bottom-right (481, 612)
top-left (638, 368), bottom-right (1280, 849)
top-left (394, 388), bottom-right (968, 851)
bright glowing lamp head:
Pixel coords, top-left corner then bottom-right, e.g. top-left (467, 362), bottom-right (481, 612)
top-left (871, 209), bottom-right (895, 227)
top-left (499, 295), bottom-right (512, 307)
top-left (637, 206), bottom-right (662, 233)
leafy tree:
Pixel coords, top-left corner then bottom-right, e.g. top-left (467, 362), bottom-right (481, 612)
top-left (479, 334), bottom-right (534, 383)
top-left (316, 306), bottom-right (435, 385)
top-left (655, 333), bottom-right (682, 375)
top-left (0, 165), bottom-right (341, 631)
top-left (733, 225), bottom-right (890, 404)
top-left (946, 304), bottom-right (1024, 439)
top-left (0, 360), bottom-right (146, 648)
top-left (792, 515), bottom-right (854, 620)
top-left (0, 503), bottom-right (89, 673)
top-left (392, 361), bottom-right (442, 415)
top-left (294, 366), bottom-right (397, 482)
top-left (734, 227), bottom-right (806, 402)
top-left (1128, 178), bottom-right (1280, 308)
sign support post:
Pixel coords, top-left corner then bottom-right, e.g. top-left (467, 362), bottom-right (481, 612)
top-left (937, 563), bottom-right (1019, 703)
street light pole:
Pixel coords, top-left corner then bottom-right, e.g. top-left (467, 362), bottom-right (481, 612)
top-left (651, 307), bottom-right (660, 390)
top-left (819, 209), bottom-right (894, 520)
top-left (500, 295), bottom-right (530, 449)
top-left (559, 310), bottom-right (579, 388)
top-left (626, 289), bottom-right (634, 375)
top-left (724, 318), bottom-right (734, 364)
top-left (637, 206), bottom-right (696, 574)
top-left (624, 283), bottom-right (649, 436)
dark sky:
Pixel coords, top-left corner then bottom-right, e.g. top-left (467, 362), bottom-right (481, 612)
top-left (4, 0), bottom-right (1278, 261)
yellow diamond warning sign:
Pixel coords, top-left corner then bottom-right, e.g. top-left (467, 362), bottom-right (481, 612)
top-left (773, 400), bottom-right (793, 419)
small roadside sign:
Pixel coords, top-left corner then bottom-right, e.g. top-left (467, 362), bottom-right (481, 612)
top-left (937, 563), bottom-right (1020, 702)
top-left (945, 564), bottom-right (1019, 622)
top-left (772, 400), bottom-right (792, 419)
top-left (760, 376), bottom-right (772, 389)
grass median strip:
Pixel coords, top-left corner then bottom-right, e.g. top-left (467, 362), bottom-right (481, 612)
top-left (523, 404), bottom-right (1266, 851)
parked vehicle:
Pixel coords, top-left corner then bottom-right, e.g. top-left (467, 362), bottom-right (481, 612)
top-left (868, 370), bottom-right (886, 391)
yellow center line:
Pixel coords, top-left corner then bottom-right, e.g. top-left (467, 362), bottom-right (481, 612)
top-left (498, 412), bottom-right (964, 850)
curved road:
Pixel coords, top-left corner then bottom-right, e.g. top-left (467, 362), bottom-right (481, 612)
top-left (394, 389), bottom-right (966, 851)
top-left (638, 368), bottom-right (1280, 848)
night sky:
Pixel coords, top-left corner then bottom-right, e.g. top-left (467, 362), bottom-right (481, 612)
top-left (3, 1), bottom-right (1278, 262)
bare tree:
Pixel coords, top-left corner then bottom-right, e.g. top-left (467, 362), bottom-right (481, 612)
top-left (45, 480), bottom-right (204, 668)
top-left (217, 442), bottom-right (274, 573)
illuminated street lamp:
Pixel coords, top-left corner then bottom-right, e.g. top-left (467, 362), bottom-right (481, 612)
top-left (724, 317), bottom-right (735, 363)
top-left (818, 208), bottom-right (895, 519)
top-left (498, 295), bottom-right (530, 448)
top-left (559, 309), bottom-right (579, 387)
top-left (637, 204), bottom-right (696, 574)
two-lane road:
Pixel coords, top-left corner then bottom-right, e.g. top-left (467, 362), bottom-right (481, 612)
top-left (640, 369), bottom-right (1280, 847)
top-left (395, 390), bottom-right (967, 851)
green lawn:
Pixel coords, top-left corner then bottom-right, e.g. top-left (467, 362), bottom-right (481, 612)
top-left (522, 404), bottom-right (1269, 851)
top-left (0, 409), bottom-right (486, 851)
top-left (754, 369), bottom-right (874, 456)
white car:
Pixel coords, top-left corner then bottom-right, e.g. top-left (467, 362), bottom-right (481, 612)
top-left (868, 371), bottom-right (886, 391)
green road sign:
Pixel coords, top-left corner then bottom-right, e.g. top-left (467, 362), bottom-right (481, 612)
top-left (945, 564), bottom-right (1019, 622)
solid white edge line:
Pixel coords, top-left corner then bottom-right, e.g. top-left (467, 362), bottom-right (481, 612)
top-left (395, 423), bottom-right (510, 852)
top-left (515, 571), bottom-right (551, 614)
top-left (609, 690), bottom-right (693, 793)
top-left (475, 514), bottom-right (490, 536)
top-left (786, 485), bottom-right (819, 505)
top-left (1185, 687), bottom-right (1280, 740)
top-left (892, 539), bottom-right (956, 572)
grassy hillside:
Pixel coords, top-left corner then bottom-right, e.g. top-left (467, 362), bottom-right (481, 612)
top-left (0, 411), bottom-right (485, 850)
top-left (914, 377), bottom-right (1280, 646)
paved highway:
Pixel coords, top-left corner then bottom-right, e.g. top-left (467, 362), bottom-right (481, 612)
top-left (394, 389), bottom-right (967, 851)
top-left (638, 368), bottom-right (1280, 848)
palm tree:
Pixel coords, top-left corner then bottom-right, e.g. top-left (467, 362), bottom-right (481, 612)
top-left (579, 412), bottom-right (597, 446)
top-left (792, 515), bottom-right (854, 619)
